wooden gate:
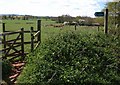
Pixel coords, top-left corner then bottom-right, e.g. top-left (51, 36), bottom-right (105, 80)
top-left (0, 28), bottom-right (25, 61)
top-left (0, 20), bottom-right (41, 61)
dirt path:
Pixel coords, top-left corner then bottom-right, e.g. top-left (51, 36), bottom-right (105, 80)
top-left (8, 61), bottom-right (26, 85)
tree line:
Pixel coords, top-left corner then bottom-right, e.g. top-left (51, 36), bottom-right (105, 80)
top-left (50, 15), bottom-right (104, 26)
top-left (2, 14), bottom-right (38, 20)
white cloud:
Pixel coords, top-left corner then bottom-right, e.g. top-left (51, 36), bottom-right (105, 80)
top-left (0, 0), bottom-right (113, 17)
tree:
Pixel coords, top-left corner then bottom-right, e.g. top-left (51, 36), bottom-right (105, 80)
top-left (2, 15), bottom-right (7, 20)
top-left (104, 2), bottom-right (120, 26)
top-left (80, 16), bottom-right (94, 26)
top-left (103, 1), bottom-right (120, 35)
top-left (94, 17), bottom-right (104, 26)
top-left (57, 15), bottom-right (74, 23)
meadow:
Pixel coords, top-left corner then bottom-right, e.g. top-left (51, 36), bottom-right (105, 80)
top-left (1, 19), bottom-right (103, 52)
top-left (3, 19), bottom-right (120, 84)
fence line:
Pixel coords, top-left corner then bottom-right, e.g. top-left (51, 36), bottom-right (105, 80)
top-left (0, 20), bottom-right (41, 61)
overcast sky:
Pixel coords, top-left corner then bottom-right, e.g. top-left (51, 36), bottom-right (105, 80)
top-left (0, 0), bottom-right (114, 17)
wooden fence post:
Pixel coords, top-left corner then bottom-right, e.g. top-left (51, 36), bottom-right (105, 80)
top-left (98, 26), bottom-right (99, 31)
top-left (75, 24), bottom-right (77, 30)
top-left (104, 9), bottom-right (108, 34)
top-left (3, 23), bottom-right (6, 59)
top-left (21, 28), bottom-right (24, 60)
top-left (37, 20), bottom-right (41, 43)
top-left (31, 27), bottom-right (34, 52)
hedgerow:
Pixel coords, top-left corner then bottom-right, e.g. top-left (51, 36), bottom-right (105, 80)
top-left (18, 31), bottom-right (120, 85)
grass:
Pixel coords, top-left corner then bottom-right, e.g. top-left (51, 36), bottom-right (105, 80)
top-left (1, 19), bottom-right (104, 53)
top-left (0, 19), bottom-right (104, 61)
top-left (2, 19), bottom-right (36, 30)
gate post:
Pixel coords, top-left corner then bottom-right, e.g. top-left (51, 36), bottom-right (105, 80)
top-left (3, 23), bottom-right (6, 59)
top-left (31, 27), bottom-right (34, 52)
top-left (37, 20), bottom-right (41, 43)
top-left (21, 28), bottom-right (24, 59)
top-left (104, 9), bottom-right (108, 34)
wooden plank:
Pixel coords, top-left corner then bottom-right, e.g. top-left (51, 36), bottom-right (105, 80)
top-left (0, 30), bottom-right (37, 36)
top-left (34, 31), bottom-right (40, 37)
top-left (1, 47), bottom-right (10, 52)
top-left (2, 38), bottom-right (21, 44)
top-left (34, 41), bottom-right (40, 50)
top-left (2, 51), bottom-right (21, 59)
top-left (11, 44), bottom-right (21, 48)
top-left (3, 31), bottom-right (11, 32)
top-left (24, 30), bottom-right (38, 33)
top-left (25, 41), bottom-right (38, 44)
top-left (9, 52), bottom-right (29, 61)
top-left (5, 50), bottom-right (22, 57)
top-left (7, 41), bottom-right (38, 44)
top-left (0, 31), bottom-right (21, 36)
top-left (2, 44), bottom-right (21, 52)
top-left (3, 30), bottom-right (38, 33)
top-left (8, 55), bottom-right (22, 61)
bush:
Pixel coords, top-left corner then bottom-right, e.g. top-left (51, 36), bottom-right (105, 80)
top-left (109, 27), bottom-right (120, 36)
top-left (18, 31), bottom-right (120, 85)
top-left (2, 60), bottom-right (12, 80)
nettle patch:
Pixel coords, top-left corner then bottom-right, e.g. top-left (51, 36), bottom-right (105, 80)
top-left (18, 31), bottom-right (120, 85)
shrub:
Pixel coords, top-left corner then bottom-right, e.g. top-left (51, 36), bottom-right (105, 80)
top-left (18, 31), bottom-right (120, 85)
top-left (2, 60), bottom-right (12, 81)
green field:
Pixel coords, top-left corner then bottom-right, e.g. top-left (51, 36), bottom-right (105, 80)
top-left (1, 19), bottom-right (103, 52)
